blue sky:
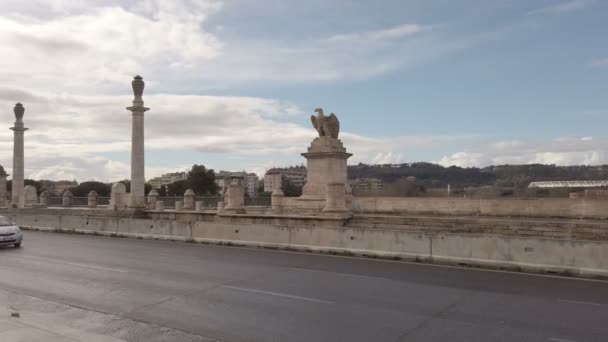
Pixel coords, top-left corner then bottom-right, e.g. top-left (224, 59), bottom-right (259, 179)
top-left (0, 0), bottom-right (607, 181)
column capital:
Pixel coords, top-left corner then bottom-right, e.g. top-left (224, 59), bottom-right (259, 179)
top-left (126, 106), bottom-right (150, 113)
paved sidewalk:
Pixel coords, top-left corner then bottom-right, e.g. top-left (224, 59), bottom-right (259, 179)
top-left (0, 289), bottom-right (215, 342)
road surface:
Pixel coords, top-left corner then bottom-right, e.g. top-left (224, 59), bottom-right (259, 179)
top-left (1, 231), bottom-right (607, 341)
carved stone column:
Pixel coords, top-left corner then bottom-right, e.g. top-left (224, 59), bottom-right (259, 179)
top-left (11, 103), bottom-right (28, 208)
top-left (127, 76), bottom-right (149, 208)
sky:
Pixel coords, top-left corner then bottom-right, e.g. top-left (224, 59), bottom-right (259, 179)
top-left (0, 0), bottom-right (606, 181)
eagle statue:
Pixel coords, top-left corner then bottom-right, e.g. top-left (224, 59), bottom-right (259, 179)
top-left (311, 108), bottom-right (340, 139)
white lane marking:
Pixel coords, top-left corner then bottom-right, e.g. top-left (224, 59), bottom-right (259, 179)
top-left (61, 262), bottom-right (129, 273)
top-left (558, 299), bottom-right (608, 308)
top-left (288, 267), bottom-right (382, 281)
top-left (222, 285), bottom-right (335, 305)
top-left (549, 337), bottom-right (577, 342)
top-left (17, 255), bottom-right (129, 273)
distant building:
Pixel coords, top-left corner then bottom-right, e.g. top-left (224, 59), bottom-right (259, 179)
top-left (148, 172), bottom-right (188, 189)
top-left (349, 178), bottom-right (384, 194)
top-left (216, 171), bottom-right (259, 197)
top-left (263, 167), bottom-right (307, 192)
top-left (528, 180), bottom-right (608, 188)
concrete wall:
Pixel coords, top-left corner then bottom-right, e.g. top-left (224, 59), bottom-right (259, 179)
top-left (353, 197), bottom-right (608, 219)
top-left (3, 208), bottom-right (608, 279)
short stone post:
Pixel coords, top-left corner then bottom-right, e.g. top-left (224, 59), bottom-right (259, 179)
top-left (271, 188), bottom-right (284, 215)
top-left (217, 200), bottom-right (225, 213)
top-left (39, 191), bottom-right (49, 206)
top-left (322, 182), bottom-right (347, 212)
top-left (155, 200), bottom-right (165, 211)
top-left (195, 201), bottom-right (204, 212)
top-left (110, 182), bottom-right (127, 210)
top-left (183, 189), bottom-right (195, 210)
top-left (88, 190), bottom-right (99, 208)
top-left (147, 190), bottom-right (159, 210)
top-left (62, 190), bottom-right (73, 207)
top-left (24, 185), bottom-right (37, 207)
top-left (223, 183), bottom-right (245, 213)
top-left (175, 201), bottom-right (183, 211)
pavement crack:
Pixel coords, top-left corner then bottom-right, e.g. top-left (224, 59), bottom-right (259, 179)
top-left (395, 294), bottom-right (468, 342)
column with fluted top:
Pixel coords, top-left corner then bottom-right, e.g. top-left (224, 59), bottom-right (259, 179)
top-left (127, 76), bottom-right (149, 208)
top-left (10, 103), bottom-right (27, 208)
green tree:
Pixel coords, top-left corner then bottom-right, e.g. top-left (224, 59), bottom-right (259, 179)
top-left (69, 181), bottom-right (111, 197)
top-left (281, 178), bottom-right (302, 197)
top-left (187, 164), bottom-right (219, 196)
top-left (158, 185), bottom-right (167, 197)
top-left (145, 183), bottom-right (152, 196)
top-left (167, 180), bottom-right (189, 196)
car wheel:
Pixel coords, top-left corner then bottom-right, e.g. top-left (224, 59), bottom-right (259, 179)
top-left (14, 243), bottom-right (21, 248)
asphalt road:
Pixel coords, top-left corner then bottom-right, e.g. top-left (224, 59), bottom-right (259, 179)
top-left (1, 231), bottom-right (607, 342)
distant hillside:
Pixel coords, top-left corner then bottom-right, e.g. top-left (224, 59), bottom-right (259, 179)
top-left (347, 163), bottom-right (608, 189)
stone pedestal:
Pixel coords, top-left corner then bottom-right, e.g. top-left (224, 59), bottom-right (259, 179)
top-left (62, 190), bottom-right (73, 207)
top-left (223, 183), bottom-right (245, 214)
top-left (127, 76), bottom-right (149, 208)
top-left (183, 189), bottom-right (195, 210)
top-left (195, 201), bottom-right (204, 212)
top-left (271, 188), bottom-right (285, 215)
top-left (297, 137), bottom-right (351, 213)
top-left (11, 103), bottom-right (27, 209)
top-left (39, 191), bottom-right (49, 207)
top-left (175, 201), bottom-right (183, 211)
top-left (155, 201), bottom-right (165, 211)
top-left (301, 137), bottom-right (351, 199)
top-left (110, 182), bottom-right (127, 210)
top-left (88, 190), bottom-right (99, 208)
top-left (147, 190), bottom-right (159, 210)
top-left (323, 183), bottom-right (348, 212)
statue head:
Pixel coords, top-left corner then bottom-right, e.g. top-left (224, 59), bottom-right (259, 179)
top-left (131, 75), bottom-right (145, 98)
top-left (13, 103), bottom-right (24, 122)
top-left (314, 108), bottom-right (324, 116)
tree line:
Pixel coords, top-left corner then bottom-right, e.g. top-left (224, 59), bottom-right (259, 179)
top-left (3, 164), bottom-right (221, 198)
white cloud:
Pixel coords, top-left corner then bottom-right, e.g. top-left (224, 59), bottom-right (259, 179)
top-left (550, 0), bottom-right (594, 12)
top-left (530, 0), bottom-right (594, 14)
top-left (326, 24), bottom-right (430, 43)
top-left (437, 152), bottom-right (485, 168)
top-left (437, 137), bottom-right (608, 168)
top-left (0, 0), bottom-right (480, 92)
top-left (590, 58), bottom-right (608, 67)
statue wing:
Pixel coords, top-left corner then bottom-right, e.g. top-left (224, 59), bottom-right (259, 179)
top-left (311, 115), bottom-right (319, 130)
top-left (327, 113), bottom-right (340, 138)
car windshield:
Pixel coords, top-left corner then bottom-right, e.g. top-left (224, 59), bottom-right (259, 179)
top-left (0, 216), bottom-right (13, 226)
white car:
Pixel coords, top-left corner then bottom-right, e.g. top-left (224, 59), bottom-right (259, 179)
top-left (0, 215), bottom-right (22, 248)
